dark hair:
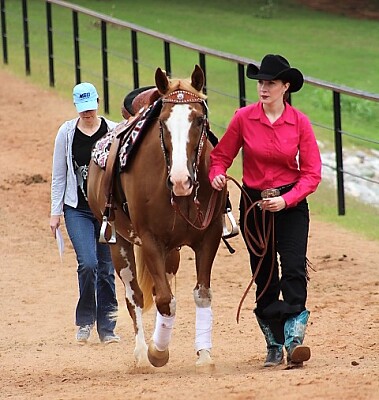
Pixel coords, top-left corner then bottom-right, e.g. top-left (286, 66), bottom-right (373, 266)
top-left (282, 80), bottom-right (290, 103)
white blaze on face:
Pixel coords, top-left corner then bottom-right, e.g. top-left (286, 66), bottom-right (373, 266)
top-left (166, 104), bottom-right (192, 196)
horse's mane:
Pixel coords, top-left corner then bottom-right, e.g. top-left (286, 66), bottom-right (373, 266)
top-left (166, 77), bottom-right (207, 100)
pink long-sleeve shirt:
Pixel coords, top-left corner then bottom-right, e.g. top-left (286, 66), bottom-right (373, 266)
top-left (209, 102), bottom-right (322, 208)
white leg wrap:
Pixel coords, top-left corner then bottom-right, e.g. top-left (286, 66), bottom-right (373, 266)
top-left (152, 311), bottom-right (175, 351)
top-left (195, 305), bottom-right (213, 352)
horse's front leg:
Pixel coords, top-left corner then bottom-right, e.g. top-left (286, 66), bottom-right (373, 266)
top-left (143, 243), bottom-right (179, 368)
top-left (193, 284), bottom-right (215, 370)
top-left (193, 235), bottom-right (220, 371)
top-left (110, 235), bottom-right (149, 367)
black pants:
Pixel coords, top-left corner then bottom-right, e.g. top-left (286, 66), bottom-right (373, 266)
top-left (239, 186), bottom-right (310, 321)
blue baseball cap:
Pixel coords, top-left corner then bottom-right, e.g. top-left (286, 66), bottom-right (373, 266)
top-left (73, 82), bottom-right (99, 112)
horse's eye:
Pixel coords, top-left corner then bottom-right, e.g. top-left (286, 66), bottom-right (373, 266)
top-left (194, 116), bottom-right (203, 127)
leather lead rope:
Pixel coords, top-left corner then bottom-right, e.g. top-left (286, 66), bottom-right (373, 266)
top-left (170, 188), bottom-right (219, 231)
top-left (226, 176), bottom-right (276, 323)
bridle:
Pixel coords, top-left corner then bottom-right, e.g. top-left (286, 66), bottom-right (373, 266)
top-left (159, 89), bottom-right (218, 231)
top-left (159, 90), bottom-right (208, 181)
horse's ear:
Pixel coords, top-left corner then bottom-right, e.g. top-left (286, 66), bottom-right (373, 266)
top-left (191, 65), bottom-right (204, 92)
top-left (155, 67), bottom-right (170, 95)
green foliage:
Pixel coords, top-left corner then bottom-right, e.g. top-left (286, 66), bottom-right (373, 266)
top-left (310, 89), bottom-right (377, 122)
top-left (306, 88), bottom-right (379, 149)
top-left (255, 0), bottom-right (277, 19)
top-left (341, 96), bottom-right (376, 121)
top-left (308, 183), bottom-right (379, 242)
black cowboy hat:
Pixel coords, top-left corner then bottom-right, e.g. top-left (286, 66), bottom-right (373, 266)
top-left (246, 54), bottom-right (304, 93)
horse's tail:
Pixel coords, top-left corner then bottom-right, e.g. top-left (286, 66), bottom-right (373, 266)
top-left (135, 245), bottom-right (155, 312)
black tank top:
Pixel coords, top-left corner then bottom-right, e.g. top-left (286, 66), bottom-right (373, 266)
top-left (72, 118), bottom-right (108, 209)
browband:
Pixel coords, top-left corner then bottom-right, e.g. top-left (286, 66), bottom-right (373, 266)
top-left (162, 90), bottom-right (204, 104)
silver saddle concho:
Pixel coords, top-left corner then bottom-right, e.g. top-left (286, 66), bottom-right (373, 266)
top-left (222, 207), bottom-right (239, 239)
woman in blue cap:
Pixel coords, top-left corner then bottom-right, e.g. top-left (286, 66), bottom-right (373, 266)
top-left (209, 54), bottom-right (322, 368)
top-left (50, 82), bottom-right (120, 344)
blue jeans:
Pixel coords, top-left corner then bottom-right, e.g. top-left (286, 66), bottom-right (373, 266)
top-left (64, 205), bottom-right (118, 340)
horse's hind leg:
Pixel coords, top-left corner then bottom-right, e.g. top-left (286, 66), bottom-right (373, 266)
top-left (109, 235), bottom-right (149, 367)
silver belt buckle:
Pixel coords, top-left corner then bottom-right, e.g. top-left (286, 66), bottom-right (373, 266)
top-left (261, 188), bottom-right (280, 199)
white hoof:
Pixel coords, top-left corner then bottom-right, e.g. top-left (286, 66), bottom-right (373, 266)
top-left (135, 355), bottom-right (151, 369)
top-left (195, 349), bottom-right (215, 372)
top-left (134, 341), bottom-right (150, 368)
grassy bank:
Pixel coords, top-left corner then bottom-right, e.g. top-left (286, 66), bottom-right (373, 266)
top-left (1, 0), bottom-right (378, 240)
top-left (227, 157), bottom-right (379, 242)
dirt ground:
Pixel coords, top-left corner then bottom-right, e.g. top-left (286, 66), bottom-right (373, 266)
top-left (0, 68), bottom-right (378, 400)
top-left (295, 0), bottom-right (379, 20)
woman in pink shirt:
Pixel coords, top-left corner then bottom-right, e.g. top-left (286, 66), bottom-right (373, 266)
top-left (209, 54), bottom-right (322, 369)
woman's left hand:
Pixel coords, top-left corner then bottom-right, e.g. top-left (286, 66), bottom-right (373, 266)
top-left (261, 196), bottom-right (286, 212)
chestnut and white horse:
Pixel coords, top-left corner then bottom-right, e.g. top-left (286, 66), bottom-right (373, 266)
top-left (87, 65), bottom-right (226, 369)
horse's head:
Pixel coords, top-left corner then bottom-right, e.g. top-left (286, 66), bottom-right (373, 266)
top-left (155, 65), bottom-right (208, 197)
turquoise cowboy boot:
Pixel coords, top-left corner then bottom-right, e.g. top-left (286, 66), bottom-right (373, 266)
top-left (284, 310), bottom-right (311, 368)
top-left (256, 316), bottom-right (284, 367)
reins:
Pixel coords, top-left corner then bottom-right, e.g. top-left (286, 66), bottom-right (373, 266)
top-left (225, 175), bottom-right (276, 323)
top-left (171, 189), bottom-right (219, 231)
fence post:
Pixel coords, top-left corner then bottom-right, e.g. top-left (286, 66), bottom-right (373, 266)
top-left (163, 41), bottom-right (171, 77)
top-left (238, 63), bottom-right (246, 108)
top-left (0, 0), bottom-right (7, 64)
top-left (199, 52), bottom-right (206, 95)
top-left (72, 11), bottom-right (80, 84)
top-left (21, 0), bottom-right (30, 75)
top-left (46, 1), bottom-right (54, 87)
top-left (131, 30), bottom-right (139, 89)
top-left (333, 91), bottom-right (346, 215)
top-left (198, 52), bottom-right (208, 118)
top-left (101, 20), bottom-right (109, 114)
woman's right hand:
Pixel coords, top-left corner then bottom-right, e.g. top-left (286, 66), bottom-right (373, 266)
top-left (49, 216), bottom-right (60, 238)
top-left (211, 174), bottom-right (226, 191)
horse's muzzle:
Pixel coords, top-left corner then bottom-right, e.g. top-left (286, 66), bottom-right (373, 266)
top-left (167, 175), bottom-right (193, 196)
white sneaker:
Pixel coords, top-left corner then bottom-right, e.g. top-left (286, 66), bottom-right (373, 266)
top-left (76, 325), bottom-right (92, 343)
top-left (101, 334), bottom-right (120, 344)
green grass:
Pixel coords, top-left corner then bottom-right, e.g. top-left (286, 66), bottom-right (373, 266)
top-left (1, 0), bottom-right (378, 240)
top-left (3, 0), bottom-right (379, 142)
top-left (58, 0), bottom-right (379, 149)
top-left (308, 182), bottom-right (379, 242)
top-left (227, 156), bottom-right (379, 242)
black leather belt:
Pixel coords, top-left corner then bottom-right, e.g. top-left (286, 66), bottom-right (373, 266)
top-left (243, 183), bottom-right (296, 200)
top-left (261, 183), bottom-right (295, 199)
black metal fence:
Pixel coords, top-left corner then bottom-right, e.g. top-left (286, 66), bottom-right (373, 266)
top-left (1, 0), bottom-right (379, 215)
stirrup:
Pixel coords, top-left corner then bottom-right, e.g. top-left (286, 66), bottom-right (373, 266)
top-left (99, 215), bottom-right (117, 244)
top-left (222, 208), bottom-right (239, 239)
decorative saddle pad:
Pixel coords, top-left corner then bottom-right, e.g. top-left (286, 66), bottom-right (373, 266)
top-left (92, 99), bottom-right (162, 171)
